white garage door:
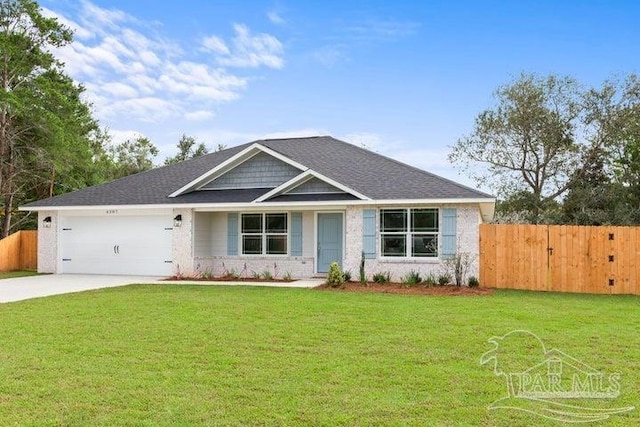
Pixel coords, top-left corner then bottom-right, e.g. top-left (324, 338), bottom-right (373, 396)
top-left (60, 215), bottom-right (173, 276)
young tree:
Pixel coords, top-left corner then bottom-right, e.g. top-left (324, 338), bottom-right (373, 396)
top-left (164, 134), bottom-right (208, 165)
top-left (0, 0), bottom-right (100, 237)
top-left (565, 74), bottom-right (640, 225)
top-left (110, 136), bottom-right (159, 179)
top-left (584, 75), bottom-right (640, 187)
top-left (449, 73), bottom-right (581, 223)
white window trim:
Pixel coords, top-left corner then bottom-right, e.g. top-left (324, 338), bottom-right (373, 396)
top-left (379, 208), bottom-right (440, 259)
top-left (240, 212), bottom-right (289, 256)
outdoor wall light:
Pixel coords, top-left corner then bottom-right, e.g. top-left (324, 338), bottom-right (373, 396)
top-left (173, 214), bottom-right (182, 227)
top-left (43, 216), bottom-right (52, 228)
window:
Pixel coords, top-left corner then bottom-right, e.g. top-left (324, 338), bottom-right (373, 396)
top-left (380, 208), bottom-right (438, 257)
top-left (241, 213), bottom-right (288, 255)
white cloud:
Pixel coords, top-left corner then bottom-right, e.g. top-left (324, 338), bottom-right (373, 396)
top-left (41, 7), bottom-right (93, 40)
top-left (100, 97), bottom-right (179, 122)
top-left (267, 11), bottom-right (285, 25)
top-left (341, 132), bottom-right (386, 151)
top-left (100, 82), bottom-right (139, 98)
top-left (214, 24), bottom-right (284, 69)
top-left (43, 1), bottom-right (285, 129)
top-left (345, 19), bottom-right (421, 41)
top-left (202, 35), bottom-right (230, 55)
top-left (312, 46), bottom-right (347, 67)
top-left (260, 129), bottom-right (329, 140)
top-left (79, 0), bottom-right (133, 34)
top-left (108, 129), bottom-right (145, 146)
top-left (393, 147), bottom-right (452, 171)
top-left (158, 61), bottom-right (246, 101)
top-left (184, 110), bottom-right (216, 121)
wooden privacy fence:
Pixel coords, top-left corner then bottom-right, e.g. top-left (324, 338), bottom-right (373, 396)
top-left (480, 224), bottom-right (640, 295)
top-left (0, 230), bottom-right (37, 272)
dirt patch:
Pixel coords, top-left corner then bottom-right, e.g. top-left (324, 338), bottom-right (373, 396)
top-left (317, 282), bottom-right (493, 296)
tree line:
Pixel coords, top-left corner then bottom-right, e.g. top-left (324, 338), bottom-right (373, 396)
top-left (3, 0), bottom-right (639, 238)
top-left (449, 72), bottom-right (640, 225)
top-left (0, 0), bottom-right (217, 237)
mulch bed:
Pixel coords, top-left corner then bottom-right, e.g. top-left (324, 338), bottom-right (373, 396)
top-left (317, 282), bottom-right (493, 296)
top-left (163, 276), bottom-right (492, 295)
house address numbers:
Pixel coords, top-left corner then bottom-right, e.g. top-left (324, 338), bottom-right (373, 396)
top-left (106, 209), bottom-right (118, 214)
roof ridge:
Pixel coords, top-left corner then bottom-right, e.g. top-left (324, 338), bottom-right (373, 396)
top-left (255, 135), bottom-right (328, 143)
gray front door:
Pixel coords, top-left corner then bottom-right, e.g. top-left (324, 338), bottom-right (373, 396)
top-left (317, 213), bottom-right (343, 273)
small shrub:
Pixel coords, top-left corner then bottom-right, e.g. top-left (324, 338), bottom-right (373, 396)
top-left (359, 252), bottom-right (367, 285)
top-left (372, 271), bottom-right (391, 284)
top-left (282, 271), bottom-right (293, 281)
top-left (251, 271), bottom-right (261, 279)
top-left (326, 262), bottom-right (345, 287)
top-left (438, 274), bottom-right (451, 286)
top-left (442, 251), bottom-right (476, 287)
top-left (424, 274), bottom-right (437, 286)
top-left (261, 270), bottom-right (273, 280)
top-left (468, 276), bottom-right (480, 288)
top-left (342, 270), bottom-right (352, 282)
top-left (201, 268), bottom-right (214, 280)
top-left (228, 269), bottom-right (241, 280)
top-left (401, 270), bottom-right (422, 286)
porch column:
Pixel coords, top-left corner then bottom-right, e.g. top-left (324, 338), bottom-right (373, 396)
top-left (172, 208), bottom-right (195, 277)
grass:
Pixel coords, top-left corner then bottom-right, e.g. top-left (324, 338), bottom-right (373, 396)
top-left (0, 285), bottom-right (638, 426)
top-left (0, 270), bottom-right (39, 279)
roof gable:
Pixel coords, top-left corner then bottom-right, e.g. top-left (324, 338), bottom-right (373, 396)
top-left (200, 151), bottom-right (301, 190)
top-left (286, 177), bottom-right (345, 194)
top-left (254, 169), bottom-right (370, 202)
top-left (168, 143), bottom-right (307, 197)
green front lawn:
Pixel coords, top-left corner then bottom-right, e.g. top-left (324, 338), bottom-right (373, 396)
top-left (0, 270), bottom-right (39, 279)
top-left (0, 286), bottom-right (638, 426)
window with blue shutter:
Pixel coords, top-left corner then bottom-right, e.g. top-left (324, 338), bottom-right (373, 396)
top-left (227, 213), bottom-right (238, 256)
top-left (291, 212), bottom-right (303, 256)
top-left (441, 208), bottom-right (457, 259)
top-left (363, 209), bottom-right (376, 259)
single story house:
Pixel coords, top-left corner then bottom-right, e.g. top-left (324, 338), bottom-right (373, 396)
top-left (22, 136), bottom-right (495, 279)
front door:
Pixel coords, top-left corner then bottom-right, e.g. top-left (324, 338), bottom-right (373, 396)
top-left (317, 213), bottom-right (343, 273)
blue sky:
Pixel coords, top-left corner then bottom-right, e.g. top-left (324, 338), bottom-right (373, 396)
top-left (41, 0), bottom-right (639, 187)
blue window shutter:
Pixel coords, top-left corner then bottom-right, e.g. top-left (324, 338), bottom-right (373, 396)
top-left (363, 209), bottom-right (376, 259)
top-left (291, 212), bottom-right (303, 256)
top-left (441, 208), bottom-right (457, 259)
top-left (227, 213), bottom-right (238, 256)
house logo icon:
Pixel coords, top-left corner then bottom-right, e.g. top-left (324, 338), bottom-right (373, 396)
top-left (480, 330), bottom-right (634, 423)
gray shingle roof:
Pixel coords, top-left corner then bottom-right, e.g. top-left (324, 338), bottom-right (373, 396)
top-left (23, 136), bottom-right (492, 208)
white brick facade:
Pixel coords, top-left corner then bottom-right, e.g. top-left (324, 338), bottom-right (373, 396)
top-left (343, 204), bottom-right (480, 282)
top-left (193, 256), bottom-right (315, 279)
top-left (37, 205), bottom-right (482, 280)
top-left (37, 211), bottom-right (57, 273)
top-left (171, 205), bottom-right (482, 280)
top-left (172, 208), bottom-right (195, 277)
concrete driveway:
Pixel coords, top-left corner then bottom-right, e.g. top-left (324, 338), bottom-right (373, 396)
top-left (0, 274), bottom-right (161, 303)
top-left (0, 275), bottom-right (324, 303)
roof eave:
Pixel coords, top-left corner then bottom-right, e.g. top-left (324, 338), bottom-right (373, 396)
top-left (21, 197), bottom-right (495, 212)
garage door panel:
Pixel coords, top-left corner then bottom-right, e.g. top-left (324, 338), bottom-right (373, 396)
top-left (60, 215), bottom-right (173, 276)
